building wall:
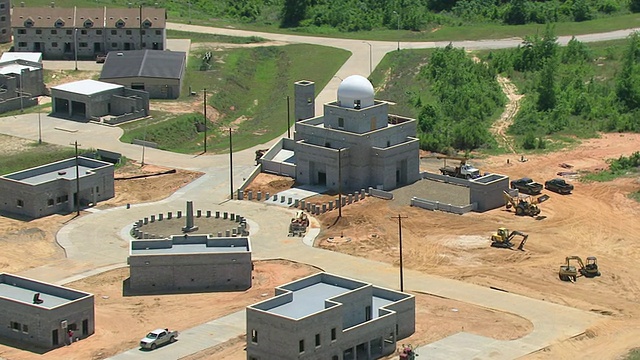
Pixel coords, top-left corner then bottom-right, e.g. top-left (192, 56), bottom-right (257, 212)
top-left (0, 296), bottom-right (94, 349)
top-left (128, 252), bottom-right (252, 293)
top-left (101, 76), bottom-right (181, 99)
top-left (469, 175), bottom-right (510, 212)
top-left (0, 0), bottom-right (10, 43)
top-left (0, 159), bottom-right (114, 218)
top-left (51, 87), bottom-right (148, 120)
top-left (323, 102), bottom-right (389, 133)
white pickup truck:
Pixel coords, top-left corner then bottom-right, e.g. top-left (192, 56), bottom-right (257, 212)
top-left (140, 328), bottom-right (178, 350)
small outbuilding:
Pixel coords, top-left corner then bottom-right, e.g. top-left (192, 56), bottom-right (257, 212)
top-left (0, 156), bottom-right (115, 218)
top-left (99, 50), bottom-right (186, 99)
top-left (0, 273), bottom-right (95, 350)
top-left (50, 79), bottom-right (149, 123)
top-left (128, 235), bottom-right (252, 294)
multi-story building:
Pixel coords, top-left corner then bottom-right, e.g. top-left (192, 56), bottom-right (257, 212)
top-left (0, 273), bottom-right (95, 350)
top-left (246, 272), bottom-right (415, 360)
top-left (11, 6), bottom-right (166, 60)
top-left (0, 53), bottom-right (46, 113)
top-left (0, 0), bottom-right (10, 43)
top-left (0, 156), bottom-right (114, 218)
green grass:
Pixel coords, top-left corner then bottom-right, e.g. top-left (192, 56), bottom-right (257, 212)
top-left (119, 43), bottom-right (349, 154)
top-left (166, 30), bottom-right (265, 44)
top-left (581, 168), bottom-right (639, 182)
top-left (624, 348), bottom-right (640, 360)
top-left (0, 142), bottom-right (78, 175)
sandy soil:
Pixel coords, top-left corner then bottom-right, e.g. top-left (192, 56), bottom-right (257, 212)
top-left (313, 132), bottom-right (640, 359)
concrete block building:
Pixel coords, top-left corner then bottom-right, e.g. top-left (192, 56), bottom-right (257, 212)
top-left (262, 75), bottom-right (420, 192)
top-left (246, 273), bottom-right (415, 360)
top-left (0, 55), bottom-right (45, 113)
top-left (50, 79), bottom-right (149, 122)
top-left (99, 49), bottom-right (186, 99)
top-left (11, 6), bottom-right (166, 60)
top-left (128, 235), bottom-right (252, 293)
top-left (0, 0), bottom-right (9, 44)
top-left (0, 156), bottom-right (114, 218)
top-left (0, 273), bottom-right (95, 350)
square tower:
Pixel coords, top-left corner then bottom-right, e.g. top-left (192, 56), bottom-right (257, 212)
top-left (294, 80), bottom-right (315, 121)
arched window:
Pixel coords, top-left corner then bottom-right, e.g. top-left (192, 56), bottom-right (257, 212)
top-left (142, 19), bottom-right (152, 28)
top-left (115, 19), bottom-right (125, 28)
top-left (54, 18), bottom-right (65, 28)
top-left (84, 19), bottom-right (93, 28)
top-left (24, 18), bottom-right (34, 28)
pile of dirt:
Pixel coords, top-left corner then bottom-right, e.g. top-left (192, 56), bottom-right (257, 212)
top-left (243, 173), bottom-right (295, 196)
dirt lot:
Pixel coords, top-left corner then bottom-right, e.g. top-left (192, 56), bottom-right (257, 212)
top-left (314, 132), bottom-right (640, 359)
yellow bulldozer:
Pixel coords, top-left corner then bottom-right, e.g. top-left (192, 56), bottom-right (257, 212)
top-left (490, 227), bottom-right (528, 251)
top-left (558, 256), bottom-right (601, 282)
top-left (503, 190), bottom-right (550, 217)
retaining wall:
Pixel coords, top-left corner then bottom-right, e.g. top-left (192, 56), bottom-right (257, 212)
top-left (410, 197), bottom-right (475, 215)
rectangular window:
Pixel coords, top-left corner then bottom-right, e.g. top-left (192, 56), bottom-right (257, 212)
top-left (16, 199), bottom-right (24, 207)
top-left (47, 199), bottom-right (54, 206)
top-left (22, 324), bottom-right (28, 333)
top-left (96, 29), bottom-right (102, 35)
top-left (35, 29), bottom-right (41, 34)
top-left (141, 30), bottom-right (146, 35)
top-left (338, 117), bottom-right (344, 128)
top-left (18, 29), bottom-right (26, 34)
top-left (111, 30), bottom-right (117, 35)
top-left (331, 328), bottom-right (336, 341)
top-left (81, 29), bottom-right (87, 35)
top-left (96, 186), bottom-right (99, 193)
top-left (62, 195), bottom-right (69, 202)
top-left (365, 305), bottom-right (372, 321)
top-left (251, 329), bottom-right (258, 343)
top-left (299, 339), bottom-right (304, 353)
top-left (18, 42), bottom-right (27, 47)
top-left (51, 30), bottom-right (57, 34)
top-left (315, 334), bottom-right (321, 347)
top-left (111, 42), bottom-right (117, 48)
top-left (79, 42), bottom-right (88, 47)
top-left (141, 42), bottom-right (146, 47)
top-left (0, 4), bottom-right (4, 9)
top-left (66, 29), bottom-right (72, 35)
top-left (10, 321), bottom-right (20, 331)
top-left (52, 42), bottom-right (58, 47)
top-left (126, 30), bottom-right (132, 35)
top-left (155, 30), bottom-right (161, 35)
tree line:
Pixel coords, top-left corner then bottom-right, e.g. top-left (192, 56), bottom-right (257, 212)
top-left (170, 0), bottom-right (634, 31)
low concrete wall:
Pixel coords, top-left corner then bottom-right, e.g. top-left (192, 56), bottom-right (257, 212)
top-left (239, 163), bottom-right (263, 191)
top-left (369, 187), bottom-right (393, 200)
top-left (411, 197), bottom-right (475, 215)
top-left (262, 161), bottom-right (295, 177)
top-left (132, 139), bottom-right (159, 148)
top-left (420, 171), bottom-right (470, 187)
top-left (102, 111), bottom-right (147, 125)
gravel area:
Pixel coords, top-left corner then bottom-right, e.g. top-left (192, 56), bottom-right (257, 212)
top-left (391, 179), bottom-right (470, 207)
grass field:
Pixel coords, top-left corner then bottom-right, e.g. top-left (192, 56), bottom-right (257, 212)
top-left (0, 142), bottom-right (78, 175)
top-left (166, 30), bottom-right (265, 44)
top-left (119, 44), bottom-right (349, 154)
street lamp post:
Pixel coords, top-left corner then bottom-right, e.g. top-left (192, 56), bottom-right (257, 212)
top-left (203, 88), bottom-right (207, 153)
top-left (141, 118), bottom-right (149, 166)
top-left (19, 68), bottom-right (24, 113)
top-left (74, 28), bottom-right (78, 71)
top-left (229, 127), bottom-right (234, 199)
top-left (363, 41), bottom-right (372, 74)
top-left (188, 1), bottom-right (192, 24)
top-left (393, 11), bottom-right (400, 51)
top-left (391, 214), bottom-right (408, 291)
top-left (286, 95), bottom-right (291, 139)
top-left (72, 140), bottom-right (81, 216)
top-left (338, 148), bottom-right (342, 218)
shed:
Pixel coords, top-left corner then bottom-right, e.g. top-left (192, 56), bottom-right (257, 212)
top-left (99, 50), bottom-right (186, 99)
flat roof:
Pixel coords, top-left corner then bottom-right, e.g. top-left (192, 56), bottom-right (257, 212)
top-left (0, 273), bottom-right (91, 309)
top-left (2, 157), bottom-right (112, 184)
top-left (131, 243), bottom-right (249, 255)
top-left (0, 52), bottom-right (42, 63)
top-left (51, 79), bottom-right (123, 96)
top-left (264, 276), bottom-right (401, 320)
top-left (0, 64), bottom-right (39, 75)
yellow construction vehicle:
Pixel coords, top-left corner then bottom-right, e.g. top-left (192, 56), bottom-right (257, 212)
top-left (502, 191), bottom-right (550, 216)
top-left (490, 227), bottom-right (528, 251)
top-left (288, 210), bottom-right (309, 237)
top-left (558, 256), bottom-right (601, 282)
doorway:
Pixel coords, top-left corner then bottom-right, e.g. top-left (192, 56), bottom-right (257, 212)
top-left (318, 172), bottom-right (326, 186)
top-left (82, 319), bottom-right (88, 335)
top-left (52, 329), bottom-right (59, 346)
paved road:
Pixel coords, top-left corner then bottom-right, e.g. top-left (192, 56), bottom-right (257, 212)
top-left (8, 24), bottom-right (639, 359)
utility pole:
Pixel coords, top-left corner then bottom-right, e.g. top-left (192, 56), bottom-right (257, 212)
top-left (286, 95), bottom-right (291, 139)
top-left (141, 117), bottom-right (149, 166)
top-left (203, 88), bottom-right (207, 153)
top-left (391, 214), bottom-right (408, 292)
top-left (393, 11), bottom-right (400, 51)
top-left (73, 141), bottom-right (81, 216)
top-left (363, 41), bottom-right (372, 74)
top-left (19, 68), bottom-right (24, 112)
top-left (338, 148), bottom-right (342, 218)
top-left (229, 127), bottom-right (233, 199)
top-left (74, 28), bottom-right (78, 71)
top-left (38, 112), bottom-right (42, 144)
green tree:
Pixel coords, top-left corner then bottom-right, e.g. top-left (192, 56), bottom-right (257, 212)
top-left (631, 0), bottom-right (640, 13)
top-left (616, 33), bottom-right (640, 110)
top-left (504, 0), bottom-right (528, 25)
top-left (281, 0), bottom-right (308, 27)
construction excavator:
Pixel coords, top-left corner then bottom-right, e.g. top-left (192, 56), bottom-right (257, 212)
top-left (503, 190), bottom-right (550, 217)
top-left (559, 256), bottom-right (601, 282)
top-left (490, 227), bottom-right (528, 251)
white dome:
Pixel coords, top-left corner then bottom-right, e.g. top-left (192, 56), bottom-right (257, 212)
top-left (337, 75), bottom-right (374, 109)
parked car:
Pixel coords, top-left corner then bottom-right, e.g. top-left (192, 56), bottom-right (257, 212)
top-left (95, 53), bottom-right (107, 63)
top-left (545, 178), bottom-right (574, 194)
top-left (510, 177), bottom-right (543, 195)
top-left (140, 328), bottom-right (178, 350)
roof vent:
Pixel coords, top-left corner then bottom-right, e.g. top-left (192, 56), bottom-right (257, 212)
top-left (117, 52), bottom-right (123, 56)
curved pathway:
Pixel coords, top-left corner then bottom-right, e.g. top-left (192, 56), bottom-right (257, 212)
top-left (5, 24), bottom-right (639, 359)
